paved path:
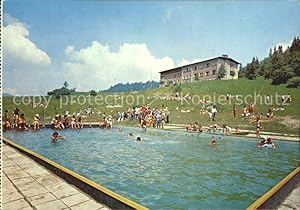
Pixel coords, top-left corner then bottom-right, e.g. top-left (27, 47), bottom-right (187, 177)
top-left (278, 184), bottom-right (300, 210)
top-left (2, 144), bottom-right (111, 210)
top-left (163, 125), bottom-right (299, 141)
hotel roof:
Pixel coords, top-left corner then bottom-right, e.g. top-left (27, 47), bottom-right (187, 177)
top-left (159, 56), bottom-right (240, 73)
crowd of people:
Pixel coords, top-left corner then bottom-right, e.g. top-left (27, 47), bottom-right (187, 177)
top-left (3, 107), bottom-right (31, 131)
top-left (2, 91), bottom-right (292, 149)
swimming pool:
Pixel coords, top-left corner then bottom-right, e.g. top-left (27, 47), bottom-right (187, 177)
top-left (4, 127), bottom-right (299, 209)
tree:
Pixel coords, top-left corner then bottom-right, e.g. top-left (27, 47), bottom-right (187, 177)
top-left (290, 36), bottom-right (300, 52)
top-left (47, 87), bottom-right (71, 98)
top-left (278, 45), bottom-right (283, 54)
top-left (63, 81), bottom-right (69, 89)
top-left (217, 64), bottom-right (226, 79)
top-left (89, 90), bottom-right (97, 96)
top-left (230, 70), bottom-right (236, 79)
top-left (243, 35), bottom-right (300, 85)
top-left (272, 66), bottom-right (294, 85)
top-left (244, 57), bottom-right (258, 80)
top-left (269, 48), bottom-right (273, 57)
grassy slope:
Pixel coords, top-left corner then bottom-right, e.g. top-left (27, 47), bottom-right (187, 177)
top-left (3, 78), bottom-right (300, 134)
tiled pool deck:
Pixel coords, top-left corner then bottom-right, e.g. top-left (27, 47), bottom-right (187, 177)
top-left (2, 144), bottom-right (111, 210)
top-left (278, 184), bottom-right (300, 210)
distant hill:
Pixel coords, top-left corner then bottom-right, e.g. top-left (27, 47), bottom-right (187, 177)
top-left (3, 93), bottom-right (13, 96)
top-left (102, 81), bottom-right (159, 93)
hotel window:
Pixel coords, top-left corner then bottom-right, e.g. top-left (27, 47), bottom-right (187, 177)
top-left (212, 70), bottom-right (216, 75)
top-left (200, 73), bottom-right (203, 77)
top-left (206, 63), bottom-right (210, 67)
top-left (194, 66), bottom-right (197, 70)
top-left (205, 71), bottom-right (209, 76)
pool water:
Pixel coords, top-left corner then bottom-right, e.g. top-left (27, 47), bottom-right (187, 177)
top-left (4, 127), bottom-right (299, 209)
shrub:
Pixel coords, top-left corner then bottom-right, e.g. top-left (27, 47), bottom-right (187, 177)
top-left (287, 77), bottom-right (300, 88)
top-left (89, 90), bottom-right (97, 96)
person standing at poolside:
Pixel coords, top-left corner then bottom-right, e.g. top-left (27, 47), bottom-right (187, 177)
top-left (33, 114), bottom-right (41, 130)
top-left (256, 119), bottom-right (262, 138)
top-left (233, 105), bottom-right (237, 118)
top-left (211, 105), bottom-right (217, 121)
top-left (156, 111), bottom-right (162, 128)
top-left (12, 107), bottom-right (20, 128)
top-left (165, 107), bottom-right (170, 123)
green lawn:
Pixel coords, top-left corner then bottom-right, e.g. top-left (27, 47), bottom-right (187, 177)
top-left (3, 78), bottom-right (300, 134)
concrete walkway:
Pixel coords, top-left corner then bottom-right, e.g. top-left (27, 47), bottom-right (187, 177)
top-left (2, 144), bottom-right (111, 210)
top-left (278, 184), bottom-right (300, 210)
top-left (163, 124), bottom-right (299, 141)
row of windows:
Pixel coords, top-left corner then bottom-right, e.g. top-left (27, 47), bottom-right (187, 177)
top-left (163, 69), bottom-right (218, 80)
top-left (161, 72), bottom-right (181, 79)
top-left (182, 70), bottom-right (217, 79)
top-left (183, 62), bottom-right (218, 72)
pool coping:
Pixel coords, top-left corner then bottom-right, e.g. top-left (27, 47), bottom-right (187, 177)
top-left (247, 167), bottom-right (300, 209)
top-left (3, 137), bottom-right (149, 210)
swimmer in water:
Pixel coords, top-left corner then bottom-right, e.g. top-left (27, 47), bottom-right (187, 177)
top-left (128, 132), bottom-right (133, 137)
top-left (51, 131), bottom-right (65, 143)
top-left (257, 137), bottom-right (267, 146)
top-left (119, 128), bottom-right (123, 132)
top-left (259, 137), bottom-right (276, 149)
top-left (136, 136), bottom-right (142, 142)
top-left (210, 136), bottom-right (217, 145)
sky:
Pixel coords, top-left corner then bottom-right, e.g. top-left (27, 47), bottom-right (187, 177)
top-left (3, 0), bottom-right (300, 95)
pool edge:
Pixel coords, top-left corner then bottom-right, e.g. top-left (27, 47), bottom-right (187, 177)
top-left (3, 137), bottom-right (149, 210)
top-left (247, 167), bottom-right (300, 209)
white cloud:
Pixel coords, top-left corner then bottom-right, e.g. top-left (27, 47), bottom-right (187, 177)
top-left (3, 16), bottom-right (51, 66)
top-left (3, 87), bottom-right (17, 95)
top-left (63, 41), bottom-right (175, 90)
top-left (64, 45), bottom-right (75, 56)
